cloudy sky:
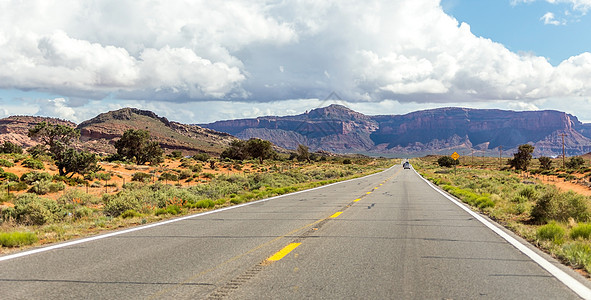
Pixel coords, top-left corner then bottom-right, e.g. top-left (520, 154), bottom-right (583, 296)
top-left (1, 0), bottom-right (591, 124)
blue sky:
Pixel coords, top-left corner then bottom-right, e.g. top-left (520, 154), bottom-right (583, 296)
top-left (442, 0), bottom-right (591, 65)
top-left (0, 0), bottom-right (590, 124)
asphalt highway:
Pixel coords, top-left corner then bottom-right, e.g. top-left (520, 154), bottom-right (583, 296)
top-left (1, 164), bottom-right (590, 299)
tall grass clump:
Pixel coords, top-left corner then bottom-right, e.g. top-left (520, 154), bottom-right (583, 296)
top-left (570, 223), bottom-right (591, 240)
top-left (531, 190), bottom-right (590, 224)
top-left (562, 242), bottom-right (591, 273)
top-left (536, 221), bottom-right (566, 244)
top-left (0, 231), bottom-right (38, 247)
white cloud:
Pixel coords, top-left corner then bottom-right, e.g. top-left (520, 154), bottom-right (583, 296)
top-left (540, 12), bottom-right (565, 25)
top-left (0, 0), bottom-right (590, 118)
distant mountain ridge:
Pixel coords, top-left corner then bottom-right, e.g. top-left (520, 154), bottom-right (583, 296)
top-left (3, 105), bottom-right (591, 157)
top-left (0, 108), bottom-right (235, 155)
top-left (201, 105), bottom-right (591, 157)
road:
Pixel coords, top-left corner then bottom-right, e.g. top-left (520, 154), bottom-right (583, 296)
top-left (1, 164), bottom-right (589, 299)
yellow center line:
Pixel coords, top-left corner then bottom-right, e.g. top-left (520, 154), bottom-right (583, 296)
top-left (330, 212), bottom-right (343, 218)
top-left (366, 191), bottom-right (372, 195)
top-left (353, 198), bottom-right (361, 202)
top-left (267, 243), bottom-right (302, 262)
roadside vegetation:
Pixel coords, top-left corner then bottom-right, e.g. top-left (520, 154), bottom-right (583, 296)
top-left (415, 146), bottom-right (591, 275)
top-left (1, 130), bottom-right (392, 252)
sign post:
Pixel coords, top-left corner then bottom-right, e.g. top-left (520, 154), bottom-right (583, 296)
top-left (451, 151), bottom-right (460, 175)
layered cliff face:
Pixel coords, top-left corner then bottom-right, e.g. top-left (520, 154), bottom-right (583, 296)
top-left (201, 105), bottom-right (591, 156)
top-left (203, 105), bottom-right (379, 152)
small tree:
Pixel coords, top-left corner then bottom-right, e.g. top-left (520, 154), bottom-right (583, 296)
top-left (538, 156), bottom-right (553, 170)
top-left (438, 156), bottom-right (459, 168)
top-left (296, 144), bottom-right (311, 162)
top-left (28, 122), bottom-right (98, 177)
top-left (508, 144), bottom-right (534, 171)
top-left (220, 140), bottom-right (248, 160)
top-left (114, 129), bottom-right (164, 165)
top-left (246, 138), bottom-right (275, 164)
top-left (566, 156), bottom-right (585, 169)
top-left (0, 141), bottom-right (23, 154)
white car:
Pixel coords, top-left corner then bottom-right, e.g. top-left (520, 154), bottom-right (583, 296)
top-left (403, 161), bottom-right (411, 169)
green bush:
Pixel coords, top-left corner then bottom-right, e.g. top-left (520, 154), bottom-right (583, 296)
top-left (120, 209), bottom-right (141, 219)
top-left (154, 205), bottom-right (182, 216)
top-left (22, 158), bottom-right (44, 170)
top-left (562, 242), bottom-right (591, 272)
top-left (531, 190), bottom-right (590, 224)
top-left (0, 159), bottom-right (15, 168)
top-left (179, 169), bottom-right (193, 180)
top-left (103, 193), bottom-right (142, 217)
top-left (7, 181), bottom-right (28, 192)
top-left (193, 153), bottom-right (210, 162)
top-left (537, 221), bottom-right (566, 244)
top-left (0, 231), bottom-right (38, 247)
top-left (194, 199), bottom-right (215, 209)
top-left (73, 207), bottom-right (94, 219)
top-left (438, 156), bottom-right (459, 167)
top-left (11, 194), bottom-right (65, 225)
top-left (58, 189), bottom-right (100, 206)
top-left (131, 172), bottom-right (153, 182)
top-left (518, 186), bottom-right (538, 201)
top-left (571, 223), bottom-right (591, 240)
top-left (28, 180), bottom-right (65, 195)
top-left (159, 172), bottom-right (178, 182)
top-left (342, 159), bottom-right (352, 165)
top-left (21, 172), bottom-right (52, 184)
top-left (0, 172), bottom-right (19, 182)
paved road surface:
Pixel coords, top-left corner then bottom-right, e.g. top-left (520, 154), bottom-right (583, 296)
top-left (1, 165), bottom-right (589, 299)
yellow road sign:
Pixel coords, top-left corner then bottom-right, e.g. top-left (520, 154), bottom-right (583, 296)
top-left (451, 152), bottom-right (460, 160)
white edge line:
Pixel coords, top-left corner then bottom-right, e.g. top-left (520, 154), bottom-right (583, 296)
top-left (0, 165), bottom-right (395, 262)
top-left (415, 169), bottom-right (591, 300)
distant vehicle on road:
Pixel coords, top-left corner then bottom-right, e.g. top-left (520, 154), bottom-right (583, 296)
top-left (403, 161), bottom-right (411, 169)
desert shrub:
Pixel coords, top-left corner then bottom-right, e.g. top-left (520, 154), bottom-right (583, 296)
top-left (0, 141), bottom-right (23, 154)
top-left (170, 150), bottom-right (183, 159)
top-left (22, 158), bottom-right (44, 170)
top-left (11, 194), bottom-right (65, 225)
top-left (58, 189), bottom-right (100, 206)
top-left (179, 170), bottom-right (193, 180)
top-left (566, 157), bottom-right (585, 169)
top-left (102, 193), bottom-right (143, 217)
top-left (159, 172), bottom-right (178, 182)
top-left (342, 159), bottom-right (352, 165)
top-left (193, 153), bottom-right (210, 162)
top-left (562, 242), bottom-right (591, 272)
top-left (571, 223), bottom-right (591, 240)
top-left (0, 171), bottom-right (19, 182)
top-left (537, 221), bottom-right (565, 244)
top-left (120, 209), bottom-right (141, 219)
top-left (190, 164), bottom-right (202, 173)
top-left (20, 172), bottom-right (52, 184)
top-left (0, 159), bottom-right (15, 167)
top-left (202, 173), bottom-right (215, 179)
top-left (518, 186), bottom-right (538, 201)
top-left (7, 181), bottom-right (28, 191)
top-left (73, 207), bottom-right (94, 219)
top-left (28, 180), bottom-right (65, 195)
top-left (0, 231), bottom-right (38, 247)
top-left (132, 172), bottom-right (153, 182)
top-left (531, 190), bottom-right (590, 224)
top-left (154, 205), bottom-right (181, 216)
